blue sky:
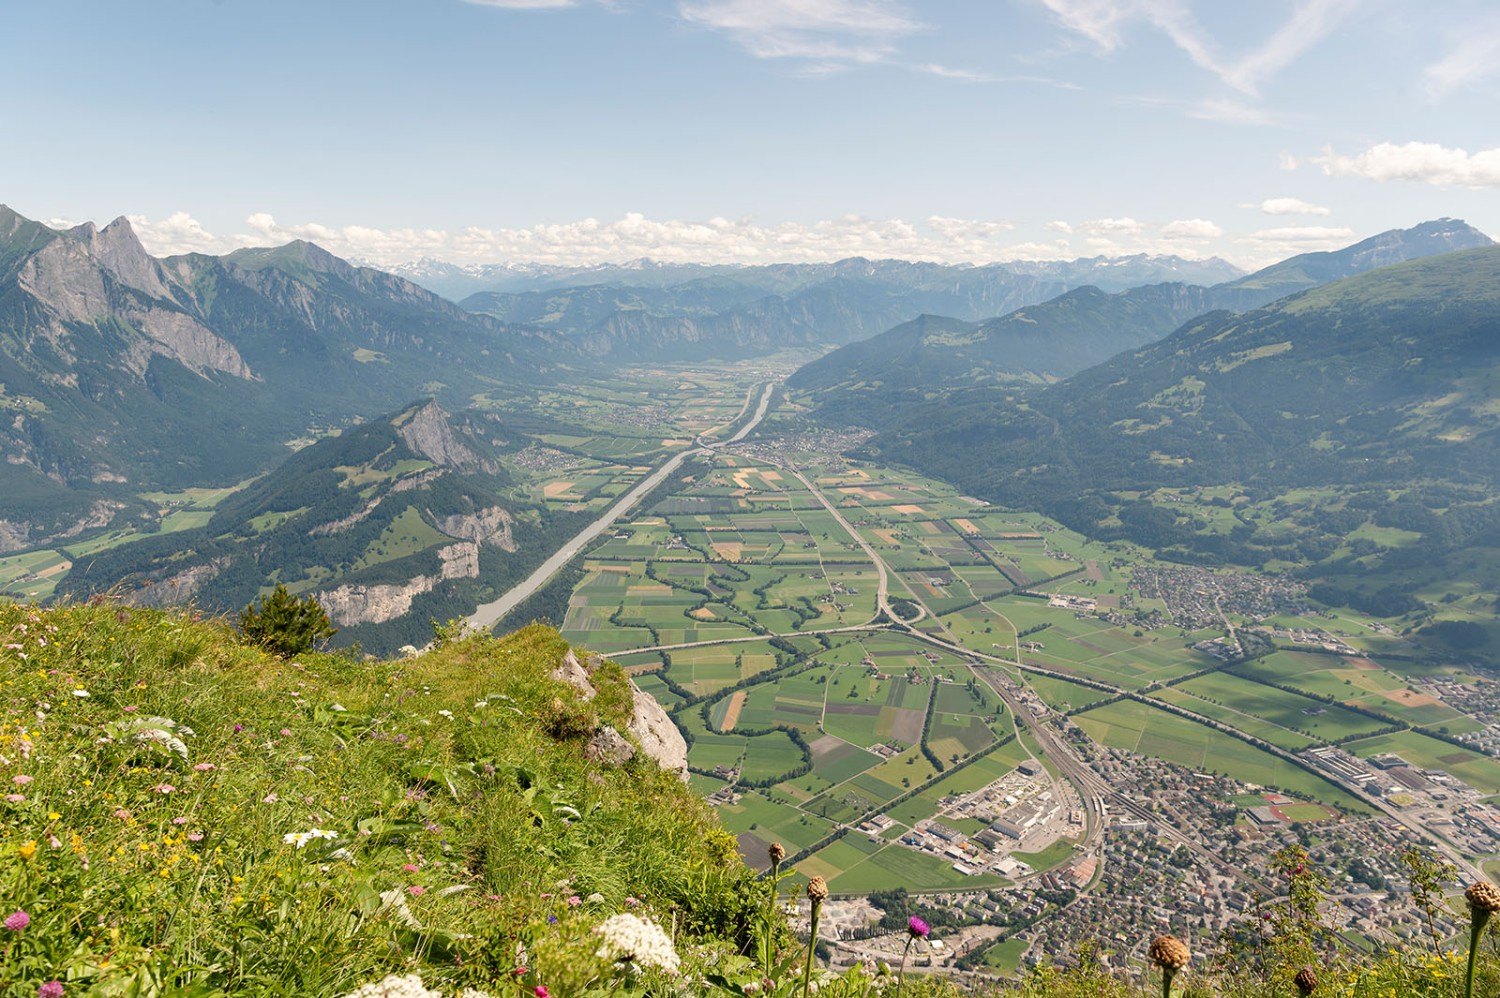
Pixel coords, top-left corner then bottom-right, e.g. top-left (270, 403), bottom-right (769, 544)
top-left (5, 0), bottom-right (1499, 268)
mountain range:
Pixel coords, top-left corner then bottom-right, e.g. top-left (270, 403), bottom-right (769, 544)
top-left (0, 206), bottom-right (566, 548)
top-left (788, 218), bottom-right (1495, 407)
top-left (454, 254), bottom-right (1246, 362)
top-left (839, 244), bottom-right (1500, 574)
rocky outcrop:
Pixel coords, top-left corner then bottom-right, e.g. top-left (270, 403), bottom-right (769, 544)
top-left (436, 505), bottom-right (516, 552)
top-left (551, 650), bottom-right (689, 778)
top-left (316, 542), bottom-right (479, 627)
top-left (396, 402), bottom-right (498, 474)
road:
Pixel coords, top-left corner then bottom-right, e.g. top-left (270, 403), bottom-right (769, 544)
top-left (467, 383), bottom-right (775, 632)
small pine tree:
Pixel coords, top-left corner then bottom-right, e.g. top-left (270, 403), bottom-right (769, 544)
top-left (239, 584), bottom-right (336, 658)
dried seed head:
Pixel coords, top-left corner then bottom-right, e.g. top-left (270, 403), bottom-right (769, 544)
top-left (1294, 965), bottom-right (1318, 995)
top-left (806, 876), bottom-right (829, 904)
top-left (769, 843), bottom-right (785, 865)
top-left (1148, 934), bottom-right (1190, 972)
top-left (1467, 882), bottom-right (1500, 915)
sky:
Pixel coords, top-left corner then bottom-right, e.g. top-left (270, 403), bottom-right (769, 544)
top-left (4, 0), bottom-right (1500, 270)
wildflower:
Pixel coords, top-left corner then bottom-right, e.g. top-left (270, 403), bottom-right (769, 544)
top-left (534, 989), bottom-right (549, 998)
top-left (437, 710), bottom-right (452, 718)
top-left (193, 763), bottom-right (217, 772)
top-left (152, 784), bottom-right (175, 794)
top-left (403, 863), bottom-right (421, 872)
top-left (907, 916), bottom-right (929, 939)
top-left (594, 913), bottom-right (681, 974)
top-left (624, 896), bottom-right (641, 907)
top-left (566, 895), bottom-right (582, 907)
top-left (12, 774), bottom-right (32, 785)
top-left (4, 910), bottom-right (30, 931)
top-left (232, 724), bottom-right (243, 733)
top-left (806, 876), bottom-right (828, 904)
top-left (408, 885), bottom-right (427, 896)
top-left (72, 689), bottom-right (89, 698)
top-left (337, 974), bottom-right (443, 998)
top-left (1294, 965), bottom-right (1318, 995)
top-left (187, 832), bottom-right (203, 842)
top-left (18, 840), bottom-right (37, 861)
top-left (263, 793), bottom-right (279, 804)
top-left (39, 982), bottom-right (64, 998)
top-left (113, 809), bottom-right (132, 820)
top-left (1149, 935), bottom-right (1190, 998)
top-left (173, 816), bottom-right (190, 825)
top-left (280, 728), bottom-right (292, 737)
top-left (1465, 882), bottom-right (1500, 998)
top-left (4, 794), bottom-right (24, 803)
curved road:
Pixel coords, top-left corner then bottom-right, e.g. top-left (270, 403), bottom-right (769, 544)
top-left (467, 383), bottom-right (776, 632)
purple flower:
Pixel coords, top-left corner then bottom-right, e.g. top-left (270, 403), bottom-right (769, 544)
top-left (280, 728), bottom-right (292, 737)
top-left (39, 982), bottom-right (64, 998)
top-left (3, 909), bottom-right (30, 931)
top-left (407, 885), bottom-right (427, 896)
top-left (907, 916), bottom-right (930, 939)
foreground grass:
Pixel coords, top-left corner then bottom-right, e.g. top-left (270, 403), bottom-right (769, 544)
top-left (0, 604), bottom-right (755, 996)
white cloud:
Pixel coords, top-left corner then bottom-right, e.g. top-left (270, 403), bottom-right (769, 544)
top-left (1081, 216), bottom-right (1144, 235)
top-left (1044, 220), bottom-right (1073, 234)
top-left (1040, 0), bottom-right (1360, 96)
top-left (1426, 17), bottom-right (1500, 95)
top-left (1278, 151), bottom-right (1300, 171)
top-left (678, 0), bottom-right (921, 66)
top-left (1161, 218), bottom-right (1221, 239)
top-left (121, 210), bottom-right (1069, 267)
top-left (1247, 197), bottom-right (1330, 216)
top-left (1314, 141), bottom-right (1500, 188)
top-left (127, 211), bottom-right (228, 255)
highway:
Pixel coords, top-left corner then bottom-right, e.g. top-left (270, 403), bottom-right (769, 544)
top-left (466, 383), bottom-right (775, 632)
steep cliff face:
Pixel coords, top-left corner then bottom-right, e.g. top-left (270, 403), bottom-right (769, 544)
top-left (552, 650), bottom-right (689, 778)
top-left (317, 541), bottom-right (481, 627)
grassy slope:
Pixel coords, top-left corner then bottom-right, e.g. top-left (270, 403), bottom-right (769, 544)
top-left (0, 605), bottom-right (754, 996)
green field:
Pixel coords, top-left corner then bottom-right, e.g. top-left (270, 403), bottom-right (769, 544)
top-left (1074, 699), bottom-right (1370, 812)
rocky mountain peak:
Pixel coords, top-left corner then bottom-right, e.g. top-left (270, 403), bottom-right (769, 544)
top-left (394, 401), bottom-right (498, 475)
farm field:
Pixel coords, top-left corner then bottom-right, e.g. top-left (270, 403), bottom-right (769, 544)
top-left (1073, 699), bottom-right (1370, 812)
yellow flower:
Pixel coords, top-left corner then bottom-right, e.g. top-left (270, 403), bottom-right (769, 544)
top-left (17, 840), bottom-right (37, 861)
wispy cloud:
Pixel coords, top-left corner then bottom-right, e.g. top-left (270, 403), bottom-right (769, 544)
top-left (1314, 141), bottom-right (1500, 188)
top-left (1425, 16), bottom-right (1500, 96)
top-left (1039, 0), bottom-right (1360, 96)
top-left (677, 0), bottom-right (922, 66)
top-left (1244, 197), bottom-right (1331, 216)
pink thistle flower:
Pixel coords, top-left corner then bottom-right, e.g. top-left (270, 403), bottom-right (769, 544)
top-left (407, 885), bottom-right (427, 896)
top-left (39, 981), bottom-right (65, 998)
top-left (907, 916), bottom-right (930, 939)
top-left (534, 988), bottom-right (549, 998)
top-left (402, 863), bottom-right (420, 872)
top-left (3, 910), bottom-right (30, 931)
top-left (187, 833), bottom-right (203, 842)
top-left (12, 775), bottom-right (32, 785)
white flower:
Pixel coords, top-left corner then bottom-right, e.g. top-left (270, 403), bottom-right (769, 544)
top-left (594, 913), bottom-right (681, 975)
top-left (437, 710), bottom-right (453, 719)
top-left (72, 689), bottom-right (90, 698)
top-left (338, 974), bottom-right (443, 998)
top-left (283, 828), bottom-right (338, 849)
